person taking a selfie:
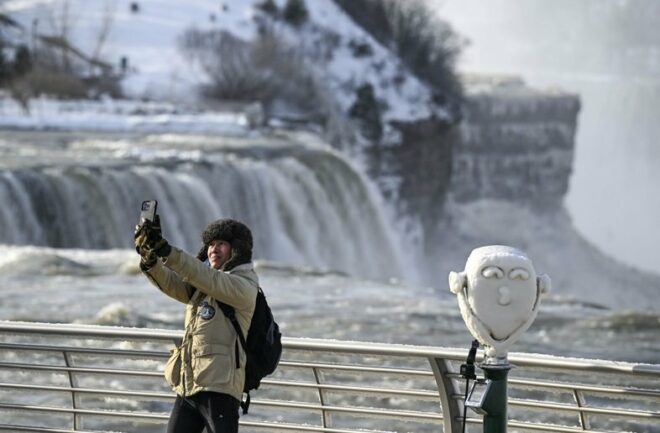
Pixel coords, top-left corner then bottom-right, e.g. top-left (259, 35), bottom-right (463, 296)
top-left (135, 215), bottom-right (258, 433)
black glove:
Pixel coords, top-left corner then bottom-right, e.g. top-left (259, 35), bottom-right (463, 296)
top-left (139, 248), bottom-right (158, 271)
top-left (150, 236), bottom-right (172, 258)
top-left (135, 217), bottom-right (155, 254)
top-left (134, 215), bottom-right (172, 258)
top-left (134, 219), bottom-right (156, 270)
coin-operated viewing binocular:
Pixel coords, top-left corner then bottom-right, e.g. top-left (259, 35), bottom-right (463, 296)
top-left (449, 245), bottom-right (551, 433)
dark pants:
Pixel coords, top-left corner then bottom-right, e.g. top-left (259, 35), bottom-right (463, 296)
top-left (167, 392), bottom-right (240, 433)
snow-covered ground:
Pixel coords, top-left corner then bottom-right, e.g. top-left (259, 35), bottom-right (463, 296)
top-left (2, 0), bottom-right (249, 101)
top-left (0, 95), bottom-right (252, 134)
top-left (2, 0), bottom-right (440, 124)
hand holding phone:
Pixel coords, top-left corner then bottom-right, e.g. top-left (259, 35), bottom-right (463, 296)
top-left (136, 200), bottom-right (158, 255)
top-left (135, 199), bottom-right (171, 260)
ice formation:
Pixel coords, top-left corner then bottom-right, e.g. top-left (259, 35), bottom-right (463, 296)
top-left (449, 245), bottom-right (551, 358)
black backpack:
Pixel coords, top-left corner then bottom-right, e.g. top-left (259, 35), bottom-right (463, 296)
top-left (220, 287), bottom-right (282, 414)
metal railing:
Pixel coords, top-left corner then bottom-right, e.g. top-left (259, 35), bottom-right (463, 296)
top-left (0, 321), bottom-right (658, 433)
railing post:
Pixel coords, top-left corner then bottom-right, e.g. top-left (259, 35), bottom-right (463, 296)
top-left (63, 351), bottom-right (81, 431)
top-left (312, 367), bottom-right (331, 428)
top-left (429, 356), bottom-right (463, 433)
top-left (573, 389), bottom-right (591, 430)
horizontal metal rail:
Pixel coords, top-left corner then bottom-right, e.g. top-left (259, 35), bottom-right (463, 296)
top-left (508, 398), bottom-right (660, 419)
top-left (0, 341), bottom-right (169, 358)
top-left (280, 359), bottom-right (434, 376)
top-left (0, 402), bottom-right (169, 421)
top-left (253, 399), bottom-right (444, 420)
top-left (0, 321), bottom-right (658, 433)
top-left (0, 425), bottom-right (102, 433)
top-left (263, 379), bottom-right (440, 399)
top-left (4, 320), bottom-right (658, 375)
top-left (0, 361), bottom-right (164, 376)
top-left (507, 377), bottom-right (660, 398)
top-left (447, 371), bottom-right (660, 398)
top-left (0, 382), bottom-right (173, 400)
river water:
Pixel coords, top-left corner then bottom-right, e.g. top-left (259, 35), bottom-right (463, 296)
top-left (1, 244), bottom-right (658, 364)
top-left (0, 129), bottom-right (657, 366)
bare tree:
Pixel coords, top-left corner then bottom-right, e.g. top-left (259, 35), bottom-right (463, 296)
top-left (90, 0), bottom-right (117, 71)
top-left (179, 28), bottom-right (276, 100)
top-left (43, 0), bottom-right (77, 72)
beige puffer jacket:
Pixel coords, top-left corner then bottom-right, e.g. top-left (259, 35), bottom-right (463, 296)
top-left (143, 247), bottom-right (258, 401)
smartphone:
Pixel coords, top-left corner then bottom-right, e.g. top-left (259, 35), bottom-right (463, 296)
top-left (140, 200), bottom-right (158, 223)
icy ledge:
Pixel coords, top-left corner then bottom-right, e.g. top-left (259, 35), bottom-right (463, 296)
top-left (0, 96), bottom-right (255, 135)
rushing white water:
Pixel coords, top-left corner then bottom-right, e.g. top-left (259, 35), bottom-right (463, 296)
top-left (0, 245), bottom-right (658, 365)
top-left (0, 130), bottom-right (408, 281)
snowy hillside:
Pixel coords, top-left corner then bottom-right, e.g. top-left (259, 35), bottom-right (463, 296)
top-left (2, 0), bottom-right (440, 128)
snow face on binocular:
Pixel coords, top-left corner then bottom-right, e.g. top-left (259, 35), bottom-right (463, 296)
top-left (449, 246), bottom-right (551, 358)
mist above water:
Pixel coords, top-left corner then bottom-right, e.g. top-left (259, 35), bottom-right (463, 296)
top-left (437, 0), bottom-right (660, 275)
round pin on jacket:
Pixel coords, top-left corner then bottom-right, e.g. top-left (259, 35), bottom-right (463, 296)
top-left (198, 301), bottom-right (216, 320)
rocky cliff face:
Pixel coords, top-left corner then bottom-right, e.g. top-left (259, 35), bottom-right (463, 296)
top-left (358, 76), bottom-right (580, 250)
top-left (450, 77), bottom-right (581, 209)
top-left (362, 117), bottom-right (457, 238)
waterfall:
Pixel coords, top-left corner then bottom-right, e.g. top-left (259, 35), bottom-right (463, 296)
top-left (0, 132), bottom-right (406, 280)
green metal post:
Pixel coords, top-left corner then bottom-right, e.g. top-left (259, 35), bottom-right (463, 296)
top-left (481, 363), bottom-right (511, 433)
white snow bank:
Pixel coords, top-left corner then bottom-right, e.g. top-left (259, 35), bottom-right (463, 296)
top-left (0, 97), bottom-right (251, 134)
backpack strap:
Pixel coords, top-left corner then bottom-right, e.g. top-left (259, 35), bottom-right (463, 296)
top-left (218, 303), bottom-right (244, 369)
top-left (218, 289), bottom-right (262, 416)
top-left (219, 302), bottom-right (247, 350)
top-left (218, 287), bottom-right (261, 353)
